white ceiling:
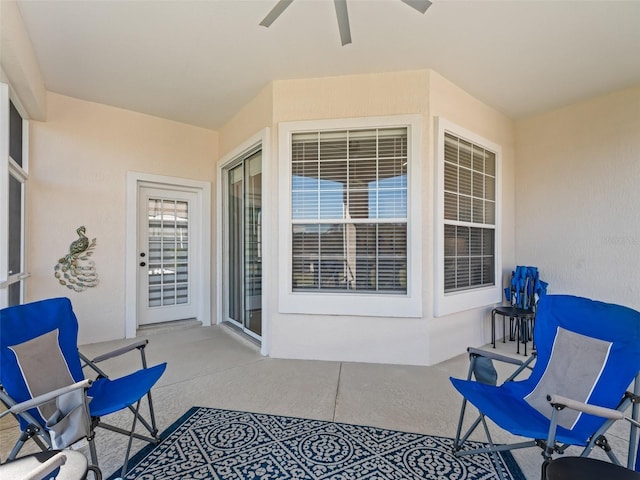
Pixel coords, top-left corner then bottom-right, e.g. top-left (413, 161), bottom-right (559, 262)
top-left (15, 0), bottom-right (640, 130)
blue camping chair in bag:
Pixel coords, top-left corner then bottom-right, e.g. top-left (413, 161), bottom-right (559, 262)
top-left (451, 295), bottom-right (640, 480)
top-left (491, 266), bottom-right (547, 355)
top-left (0, 297), bottom-right (167, 478)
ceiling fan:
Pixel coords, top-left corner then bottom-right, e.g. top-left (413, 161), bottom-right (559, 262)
top-left (260, 0), bottom-right (432, 46)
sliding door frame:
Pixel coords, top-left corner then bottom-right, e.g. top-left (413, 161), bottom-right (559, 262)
top-left (217, 128), bottom-right (271, 355)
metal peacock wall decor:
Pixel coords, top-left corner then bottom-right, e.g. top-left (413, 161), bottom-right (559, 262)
top-left (54, 225), bottom-right (99, 292)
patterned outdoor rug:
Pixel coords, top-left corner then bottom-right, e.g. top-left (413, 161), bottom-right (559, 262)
top-left (108, 407), bottom-right (525, 479)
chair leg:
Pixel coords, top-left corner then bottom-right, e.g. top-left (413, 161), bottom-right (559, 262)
top-left (138, 348), bottom-right (160, 439)
top-left (454, 398), bottom-right (469, 449)
top-left (521, 317), bottom-right (534, 356)
top-left (121, 400), bottom-right (142, 478)
top-left (454, 358), bottom-right (484, 450)
top-left (510, 317), bottom-right (516, 341)
top-left (87, 465), bottom-right (102, 480)
top-left (479, 415), bottom-right (507, 480)
top-left (502, 315), bottom-right (506, 343)
top-left (491, 310), bottom-right (496, 348)
top-left (491, 311), bottom-right (507, 348)
top-left (630, 373), bottom-right (640, 469)
top-left (531, 317), bottom-right (537, 351)
top-left (88, 434), bottom-right (99, 473)
top-left (145, 389), bottom-right (159, 439)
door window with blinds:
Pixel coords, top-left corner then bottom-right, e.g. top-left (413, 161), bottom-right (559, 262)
top-left (147, 198), bottom-right (189, 307)
top-left (290, 127), bottom-right (408, 294)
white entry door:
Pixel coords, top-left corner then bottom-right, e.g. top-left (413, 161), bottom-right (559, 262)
top-left (137, 186), bottom-right (199, 325)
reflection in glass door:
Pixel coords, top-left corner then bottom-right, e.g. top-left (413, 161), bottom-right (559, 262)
top-left (147, 198), bottom-right (189, 308)
top-left (226, 150), bottom-right (262, 339)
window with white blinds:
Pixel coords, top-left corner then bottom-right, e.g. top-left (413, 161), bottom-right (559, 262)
top-left (443, 132), bottom-right (496, 292)
top-left (290, 128), bottom-right (408, 294)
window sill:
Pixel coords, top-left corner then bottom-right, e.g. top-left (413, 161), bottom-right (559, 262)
top-left (434, 284), bottom-right (502, 317)
top-left (279, 290), bottom-right (423, 318)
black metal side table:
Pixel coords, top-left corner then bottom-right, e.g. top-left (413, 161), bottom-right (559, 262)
top-left (491, 305), bottom-right (536, 355)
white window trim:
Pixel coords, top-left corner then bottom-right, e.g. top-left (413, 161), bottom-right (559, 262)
top-left (278, 115), bottom-right (423, 318)
top-left (0, 81), bottom-right (30, 307)
top-left (434, 117), bottom-right (502, 317)
top-left (0, 83), bottom-right (9, 304)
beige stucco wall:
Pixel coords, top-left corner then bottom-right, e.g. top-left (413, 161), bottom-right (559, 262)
top-left (0, 0), bottom-right (46, 120)
top-left (27, 92), bottom-right (217, 343)
top-left (515, 85), bottom-right (640, 311)
top-left (273, 71), bottom-right (429, 122)
top-left (224, 70), bottom-right (515, 366)
top-left (218, 84), bottom-right (273, 159)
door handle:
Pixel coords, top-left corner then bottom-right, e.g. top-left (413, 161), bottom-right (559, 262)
top-left (140, 262), bottom-right (146, 267)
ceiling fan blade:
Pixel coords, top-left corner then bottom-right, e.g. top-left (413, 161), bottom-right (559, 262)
top-left (399, 0), bottom-right (432, 14)
top-left (334, 0), bottom-right (352, 46)
top-left (260, 0), bottom-right (295, 27)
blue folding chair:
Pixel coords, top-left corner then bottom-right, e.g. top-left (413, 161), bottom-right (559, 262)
top-left (0, 297), bottom-right (166, 478)
top-left (451, 295), bottom-right (640, 479)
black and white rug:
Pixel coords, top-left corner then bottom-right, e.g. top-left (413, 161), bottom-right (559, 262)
top-left (109, 407), bottom-right (525, 479)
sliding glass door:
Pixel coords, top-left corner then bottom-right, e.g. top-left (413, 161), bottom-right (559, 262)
top-left (225, 150), bottom-right (262, 339)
